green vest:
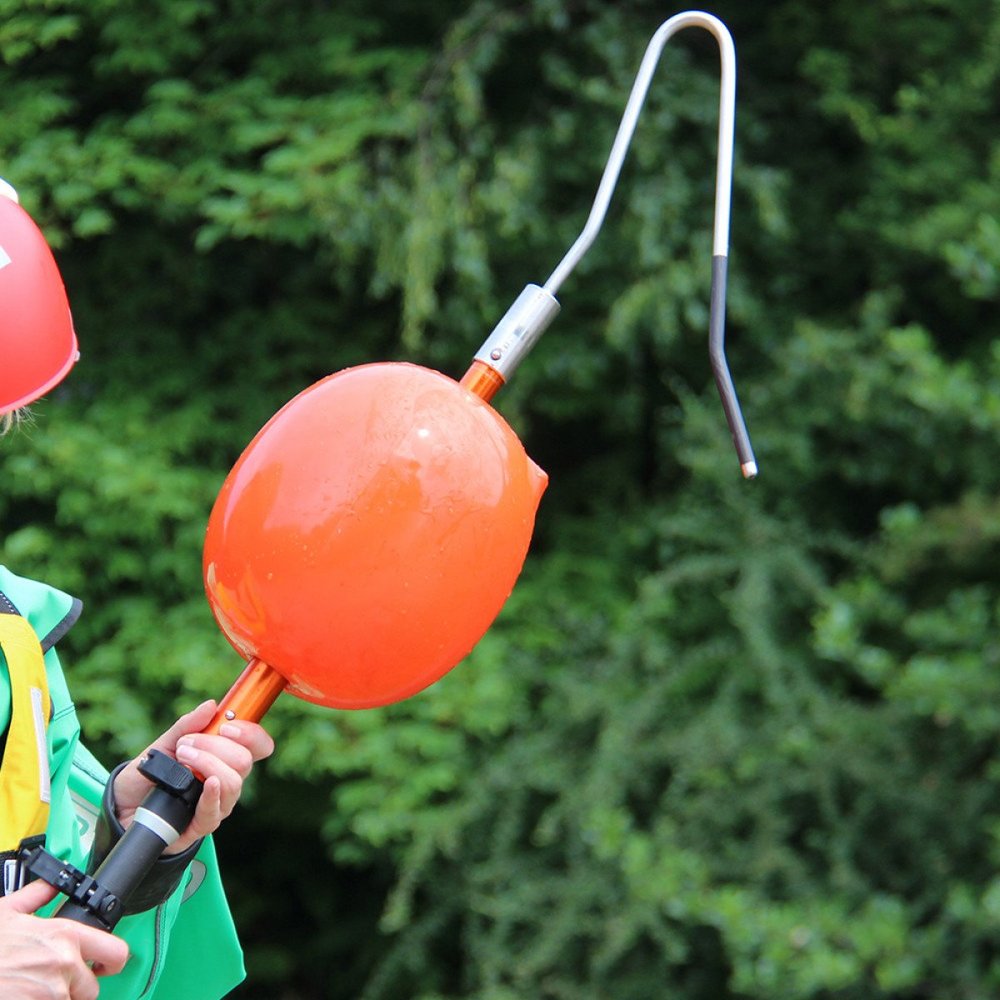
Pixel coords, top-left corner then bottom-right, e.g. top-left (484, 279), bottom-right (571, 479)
top-left (0, 566), bottom-right (246, 999)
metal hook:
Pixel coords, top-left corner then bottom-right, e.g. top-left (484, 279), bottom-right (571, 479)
top-left (463, 10), bottom-right (757, 478)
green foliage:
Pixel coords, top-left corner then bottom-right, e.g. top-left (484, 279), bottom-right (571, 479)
top-left (4, 0), bottom-right (1000, 997)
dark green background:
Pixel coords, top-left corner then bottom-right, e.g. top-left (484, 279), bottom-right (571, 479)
top-left (3, 0), bottom-right (1000, 996)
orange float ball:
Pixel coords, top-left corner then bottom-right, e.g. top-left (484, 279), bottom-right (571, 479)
top-left (203, 362), bottom-right (547, 709)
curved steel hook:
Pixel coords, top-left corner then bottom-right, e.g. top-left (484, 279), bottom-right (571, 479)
top-left (463, 10), bottom-right (757, 478)
top-left (543, 10), bottom-right (734, 292)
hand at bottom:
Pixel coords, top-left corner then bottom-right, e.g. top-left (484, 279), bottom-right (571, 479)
top-left (0, 880), bottom-right (129, 999)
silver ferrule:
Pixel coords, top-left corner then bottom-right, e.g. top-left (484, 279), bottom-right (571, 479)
top-left (473, 284), bottom-right (561, 380)
top-left (133, 806), bottom-right (182, 847)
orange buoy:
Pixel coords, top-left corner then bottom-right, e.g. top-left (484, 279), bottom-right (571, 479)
top-left (203, 362), bottom-right (547, 709)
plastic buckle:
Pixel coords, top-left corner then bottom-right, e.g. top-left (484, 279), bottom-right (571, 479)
top-left (2, 834), bottom-right (45, 895)
top-left (18, 842), bottom-right (123, 926)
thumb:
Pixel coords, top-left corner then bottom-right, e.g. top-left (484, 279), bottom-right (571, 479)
top-left (0, 879), bottom-right (58, 914)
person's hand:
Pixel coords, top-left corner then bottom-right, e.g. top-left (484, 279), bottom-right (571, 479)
top-left (0, 880), bottom-right (129, 999)
top-left (113, 699), bottom-right (275, 855)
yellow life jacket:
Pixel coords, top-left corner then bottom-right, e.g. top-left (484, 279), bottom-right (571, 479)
top-left (0, 593), bottom-right (52, 891)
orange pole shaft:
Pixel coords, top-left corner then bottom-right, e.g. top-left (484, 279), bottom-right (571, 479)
top-left (202, 657), bottom-right (288, 735)
top-left (460, 360), bottom-right (505, 403)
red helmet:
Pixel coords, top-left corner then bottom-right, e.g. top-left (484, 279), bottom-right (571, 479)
top-left (0, 180), bottom-right (78, 414)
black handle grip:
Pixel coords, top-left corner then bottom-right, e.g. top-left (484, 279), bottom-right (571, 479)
top-left (52, 750), bottom-right (203, 931)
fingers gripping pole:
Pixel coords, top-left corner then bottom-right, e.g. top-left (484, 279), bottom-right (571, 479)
top-left (468, 10), bottom-right (757, 477)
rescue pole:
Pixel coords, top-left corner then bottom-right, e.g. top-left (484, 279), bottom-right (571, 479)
top-left (25, 9), bottom-right (755, 930)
